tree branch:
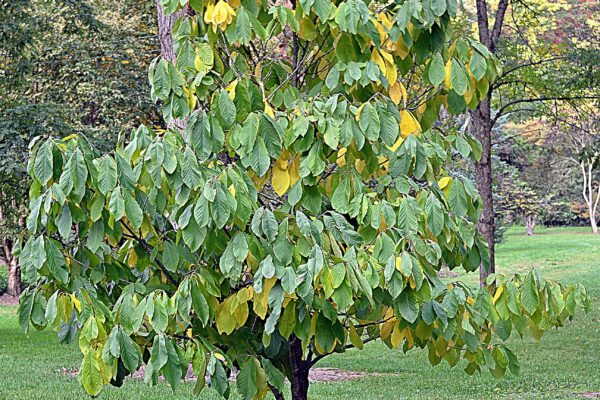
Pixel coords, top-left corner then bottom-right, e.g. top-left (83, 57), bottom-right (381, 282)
top-left (492, 95), bottom-right (600, 126)
top-left (120, 222), bottom-right (178, 286)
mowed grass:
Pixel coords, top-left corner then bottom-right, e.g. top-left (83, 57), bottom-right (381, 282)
top-left (0, 226), bottom-right (598, 399)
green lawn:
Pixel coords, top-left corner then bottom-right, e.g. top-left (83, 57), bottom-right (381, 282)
top-left (1, 226), bottom-right (598, 399)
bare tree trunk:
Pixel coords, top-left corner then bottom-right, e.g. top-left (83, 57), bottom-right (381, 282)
top-left (580, 159), bottom-right (600, 234)
top-left (590, 216), bottom-right (598, 234)
top-left (289, 337), bottom-right (310, 400)
top-left (525, 215), bottom-right (536, 236)
top-left (2, 239), bottom-right (21, 297)
top-left (472, 0), bottom-right (508, 287)
top-left (155, 0), bottom-right (189, 131)
top-left (471, 97), bottom-right (496, 286)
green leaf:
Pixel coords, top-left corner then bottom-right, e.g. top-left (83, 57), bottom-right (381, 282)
top-left (261, 209), bottom-right (278, 242)
top-left (250, 137), bottom-right (270, 177)
top-left (118, 329), bottom-right (141, 373)
top-left (450, 59), bottom-right (468, 95)
top-left (45, 239), bottom-right (68, 284)
top-left (109, 187), bottom-right (125, 221)
top-left (428, 52), bottom-right (445, 87)
top-left (56, 204), bottom-right (72, 241)
top-left (469, 50), bottom-right (487, 81)
top-left (358, 102), bottom-right (380, 141)
top-left (426, 195), bottom-right (445, 236)
top-left (448, 180), bottom-right (468, 217)
top-left (213, 186), bottom-right (231, 229)
top-left (235, 7), bottom-right (252, 45)
top-left (397, 290), bottom-right (419, 323)
top-left (262, 359), bottom-right (285, 391)
top-left (98, 156), bottom-right (118, 195)
top-left (191, 282), bottom-right (210, 326)
top-left (236, 358), bottom-right (259, 400)
top-left (124, 191), bottom-right (143, 230)
top-left (34, 141), bottom-right (53, 185)
top-left (162, 241), bottom-right (179, 272)
top-left (80, 349), bottom-right (103, 396)
top-left (521, 272), bottom-right (539, 315)
top-left (161, 339), bottom-right (182, 390)
top-left (331, 175), bottom-right (351, 213)
top-left (216, 90), bottom-right (236, 129)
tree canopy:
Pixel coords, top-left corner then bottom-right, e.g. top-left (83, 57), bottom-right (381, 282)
top-left (18, 1), bottom-right (590, 399)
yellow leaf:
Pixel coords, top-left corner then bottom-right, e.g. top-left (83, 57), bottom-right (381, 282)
top-left (289, 156), bottom-right (300, 186)
top-left (394, 36), bottom-right (409, 59)
top-left (253, 277), bottom-right (276, 319)
top-left (399, 81), bottom-right (408, 108)
top-left (445, 59), bottom-right (453, 89)
top-left (385, 60), bottom-right (397, 84)
top-left (216, 298), bottom-right (236, 335)
top-left (355, 103), bottom-right (366, 121)
top-left (186, 328), bottom-right (193, 338)
top-left (417, 101), bottom-right (427, 115)
top-left (354, 159), bottom-right (366, 174)
top-left (204, 2), bottom-right (215, 24)
top-left (272, 164), bottom-right (290, 196)
top-left (399, 110), bottom-right (421, 138)
top-left (438, 176), bottom-right (452, 190)
top-left (492, 285), bottom-right (504, 304)
top-left (349, 323), bottom-right (364, 350)
top-left (214, 352), bottom-right (226, 362)
top-left (225, 79), bottom-right (238, 100)
top-left (395, 256), bottom-right (402, 271)
top-left (390, 321), bottom-right (404, 348)
top-left (387, 136), bottom-right (404, 151)
top-left (371, 49), bottom-right (387, 77)
top-left (336, 147), bottom-right (347, 167)
top-left (70, 294), bottom-right (81, 312)
top-left (388, 81), bottom-right (402, 105)
top-left (264, 102), bottom-right (275, 118)
top-left (228, 184), bottom-right (236, 197)
top-left (213, 1), bottom-right (230, 25)
top-left (379, 49), bottom-right (394, 64)
top-left (127, 248), bottom-right (137, 268)
top-left (380, 316), bottom-right (396, 341)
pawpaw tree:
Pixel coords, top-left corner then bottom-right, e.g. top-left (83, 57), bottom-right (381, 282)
top-left (19, 0), bottom-right (590, 399)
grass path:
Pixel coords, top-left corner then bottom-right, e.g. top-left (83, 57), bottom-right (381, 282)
top-left (0, 227), bottom-right (598, 399)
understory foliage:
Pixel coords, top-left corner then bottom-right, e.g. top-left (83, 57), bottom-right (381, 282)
top-left (20, 0), bottom-right (589, 398)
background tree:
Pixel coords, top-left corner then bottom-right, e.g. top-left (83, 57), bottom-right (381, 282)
top-left (18, 1), bottom-right (589, 400)
top-left (471, 0), bottom-right (600, 284)
top-left (496, 166), bottom-right (540, 235)
top-left (0, 0), bottom-right (160, 296)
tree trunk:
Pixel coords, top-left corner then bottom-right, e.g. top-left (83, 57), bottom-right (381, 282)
top-left (525, 215), bottom-right (536, 236)
top-left (7, 257), bottom-right (22, 297)
top-left (471, 97), bottom-right (496, 286)
top-left (289, 337), bottom-right (310, 400)
top-left (2, 239), bottom-right (21, 297)
top-left (155, 0), bottom-right (189, 131)
top-left (590, 214), bottom-right (598, 234)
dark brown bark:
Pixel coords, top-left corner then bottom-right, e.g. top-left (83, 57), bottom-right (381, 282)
top-left (471, 97), bottom-right (496, 286)
top-left (289, 337), bottom-right (310, 400)
top-left (269, 384), bottom-right (285, 400)
top-left (473, 0), bottom-right (509, 287)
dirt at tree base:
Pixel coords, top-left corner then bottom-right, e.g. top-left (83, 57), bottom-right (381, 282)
top-left (61, 364), bottom-right (392, 383)
top-left (0, 294), bottom-right (19, 306)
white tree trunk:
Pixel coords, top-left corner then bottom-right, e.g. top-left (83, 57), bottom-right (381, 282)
top-left (580, 159), bottom-right (600, 234)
